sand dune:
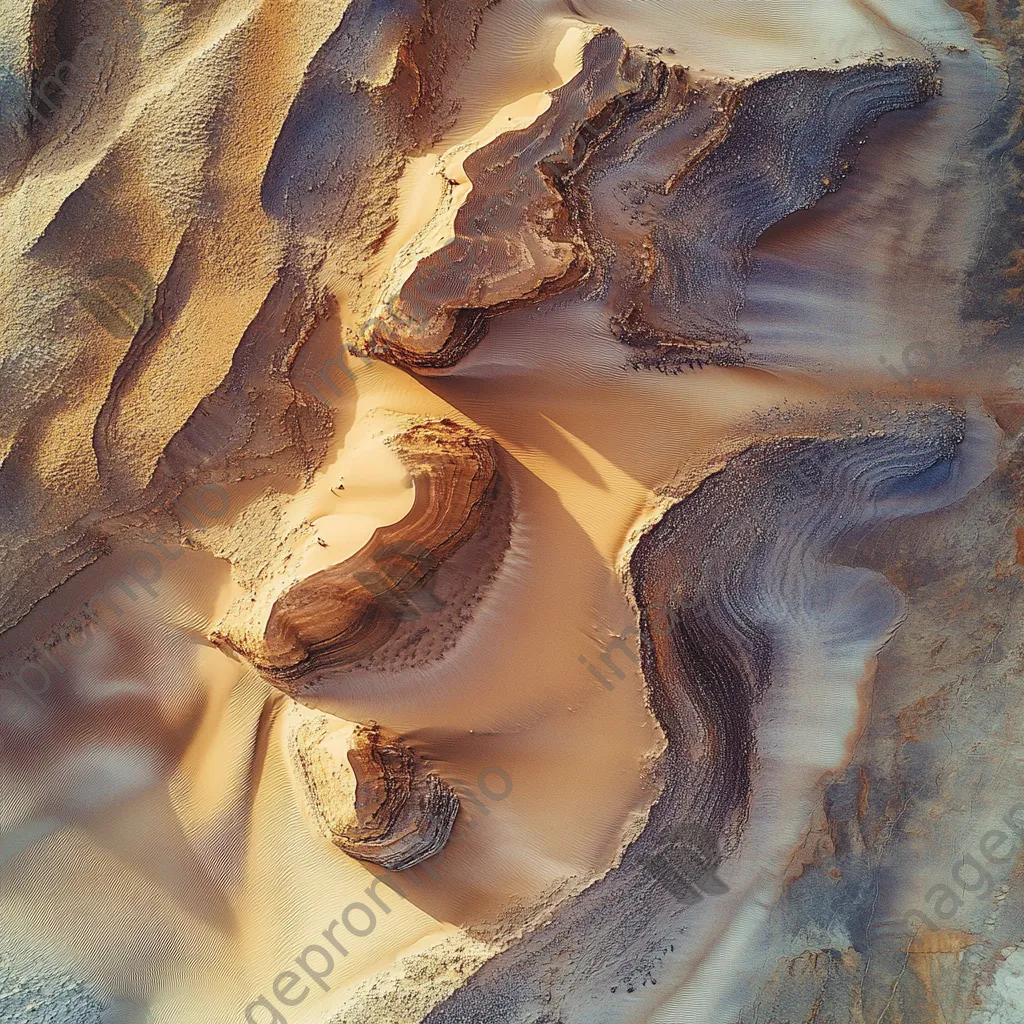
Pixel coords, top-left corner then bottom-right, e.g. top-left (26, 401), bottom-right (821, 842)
top-left (0, 1), bottom-right (1020, 1023)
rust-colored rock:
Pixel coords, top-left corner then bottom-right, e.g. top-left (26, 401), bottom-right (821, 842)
top-left (289, 710), bottom-right (459, 871)
top-left (224, 419), bottom-right (513, 690)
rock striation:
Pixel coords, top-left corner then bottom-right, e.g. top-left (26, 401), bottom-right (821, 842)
top-left (289, 708), bottom-right (459, 870)
top-left (361, 29), bottom-right (939, 369)
top-left (416, 408), bottom-right (997, 1024)
top-left (220, 418), bottom-right (513, 691)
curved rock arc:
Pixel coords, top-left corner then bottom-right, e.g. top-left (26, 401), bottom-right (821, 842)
top-left (219, 419), bottom-right (514, 691)
top-left (359, 26), bottom-right (939, 371)
top-left (415, 409), bottom-right (997, 1024)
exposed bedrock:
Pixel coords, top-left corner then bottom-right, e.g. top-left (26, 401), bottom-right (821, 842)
top-left (415, 409), bottom-right (997, 1024)
top-left (360, 27), bottom-right (938, 369)
top-left (733, 410), bottom-right (1024, 1023)
top-left (288, 707), bottom-right (459, 871)
top-left (359, 27), bottom-right (655, 368)
top-left (219, 419), bottom-right (514, 691)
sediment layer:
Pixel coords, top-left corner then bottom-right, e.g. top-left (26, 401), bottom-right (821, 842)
top-left (219, 418), bottom-right (513, 690)
top-left (416, 408), bottom-right (995, 1024)
top-left (360, 28), bottom-right (939, 370)
top-left (0, 2), bottom-right (1014, 1023)
top-left (288, 708), bottom-right (459, 871)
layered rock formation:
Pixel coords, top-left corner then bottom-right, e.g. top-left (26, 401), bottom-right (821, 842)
top-left (413, 409), bottom-right (998, 1024)
top-left (0, 2), bottom-right (1019, 1024)
top-left (288, 708), bottom-right (459, 870)
top-left (360, 28), bottom-right (939, 370)
top-left (217, 418), bottom-right (513, 691)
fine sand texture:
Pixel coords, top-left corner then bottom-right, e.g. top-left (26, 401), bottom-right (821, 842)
top-left (0, 2), bottom-right (1022, 1024)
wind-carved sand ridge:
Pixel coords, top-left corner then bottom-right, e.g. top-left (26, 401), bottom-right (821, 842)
top-left (0, 1), bottom-right (1019, 1022)
top-left (361, 27), bottom-right (939, 370)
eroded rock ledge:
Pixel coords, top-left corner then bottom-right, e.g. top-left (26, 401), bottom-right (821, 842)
top-left (360, 29), bottom-right (939, 370)
top-left (288, 706), bottom-right (458, 870)
top-left (220, 418), bottom-right (513, 691)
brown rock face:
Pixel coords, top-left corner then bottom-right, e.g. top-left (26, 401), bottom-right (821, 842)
top-left (289, 710), bottom-right (459, 871)
top-left (224, 418), bottom-right (513, 690)
top-left (360, 28), bottom-right (938, 370)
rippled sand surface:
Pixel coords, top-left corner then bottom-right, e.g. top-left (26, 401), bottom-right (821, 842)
top-left (0, 2), bottom-right (1022, 1023)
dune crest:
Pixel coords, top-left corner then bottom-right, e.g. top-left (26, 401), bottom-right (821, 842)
top-left (0, 2), bottom-right (1020, 1023)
